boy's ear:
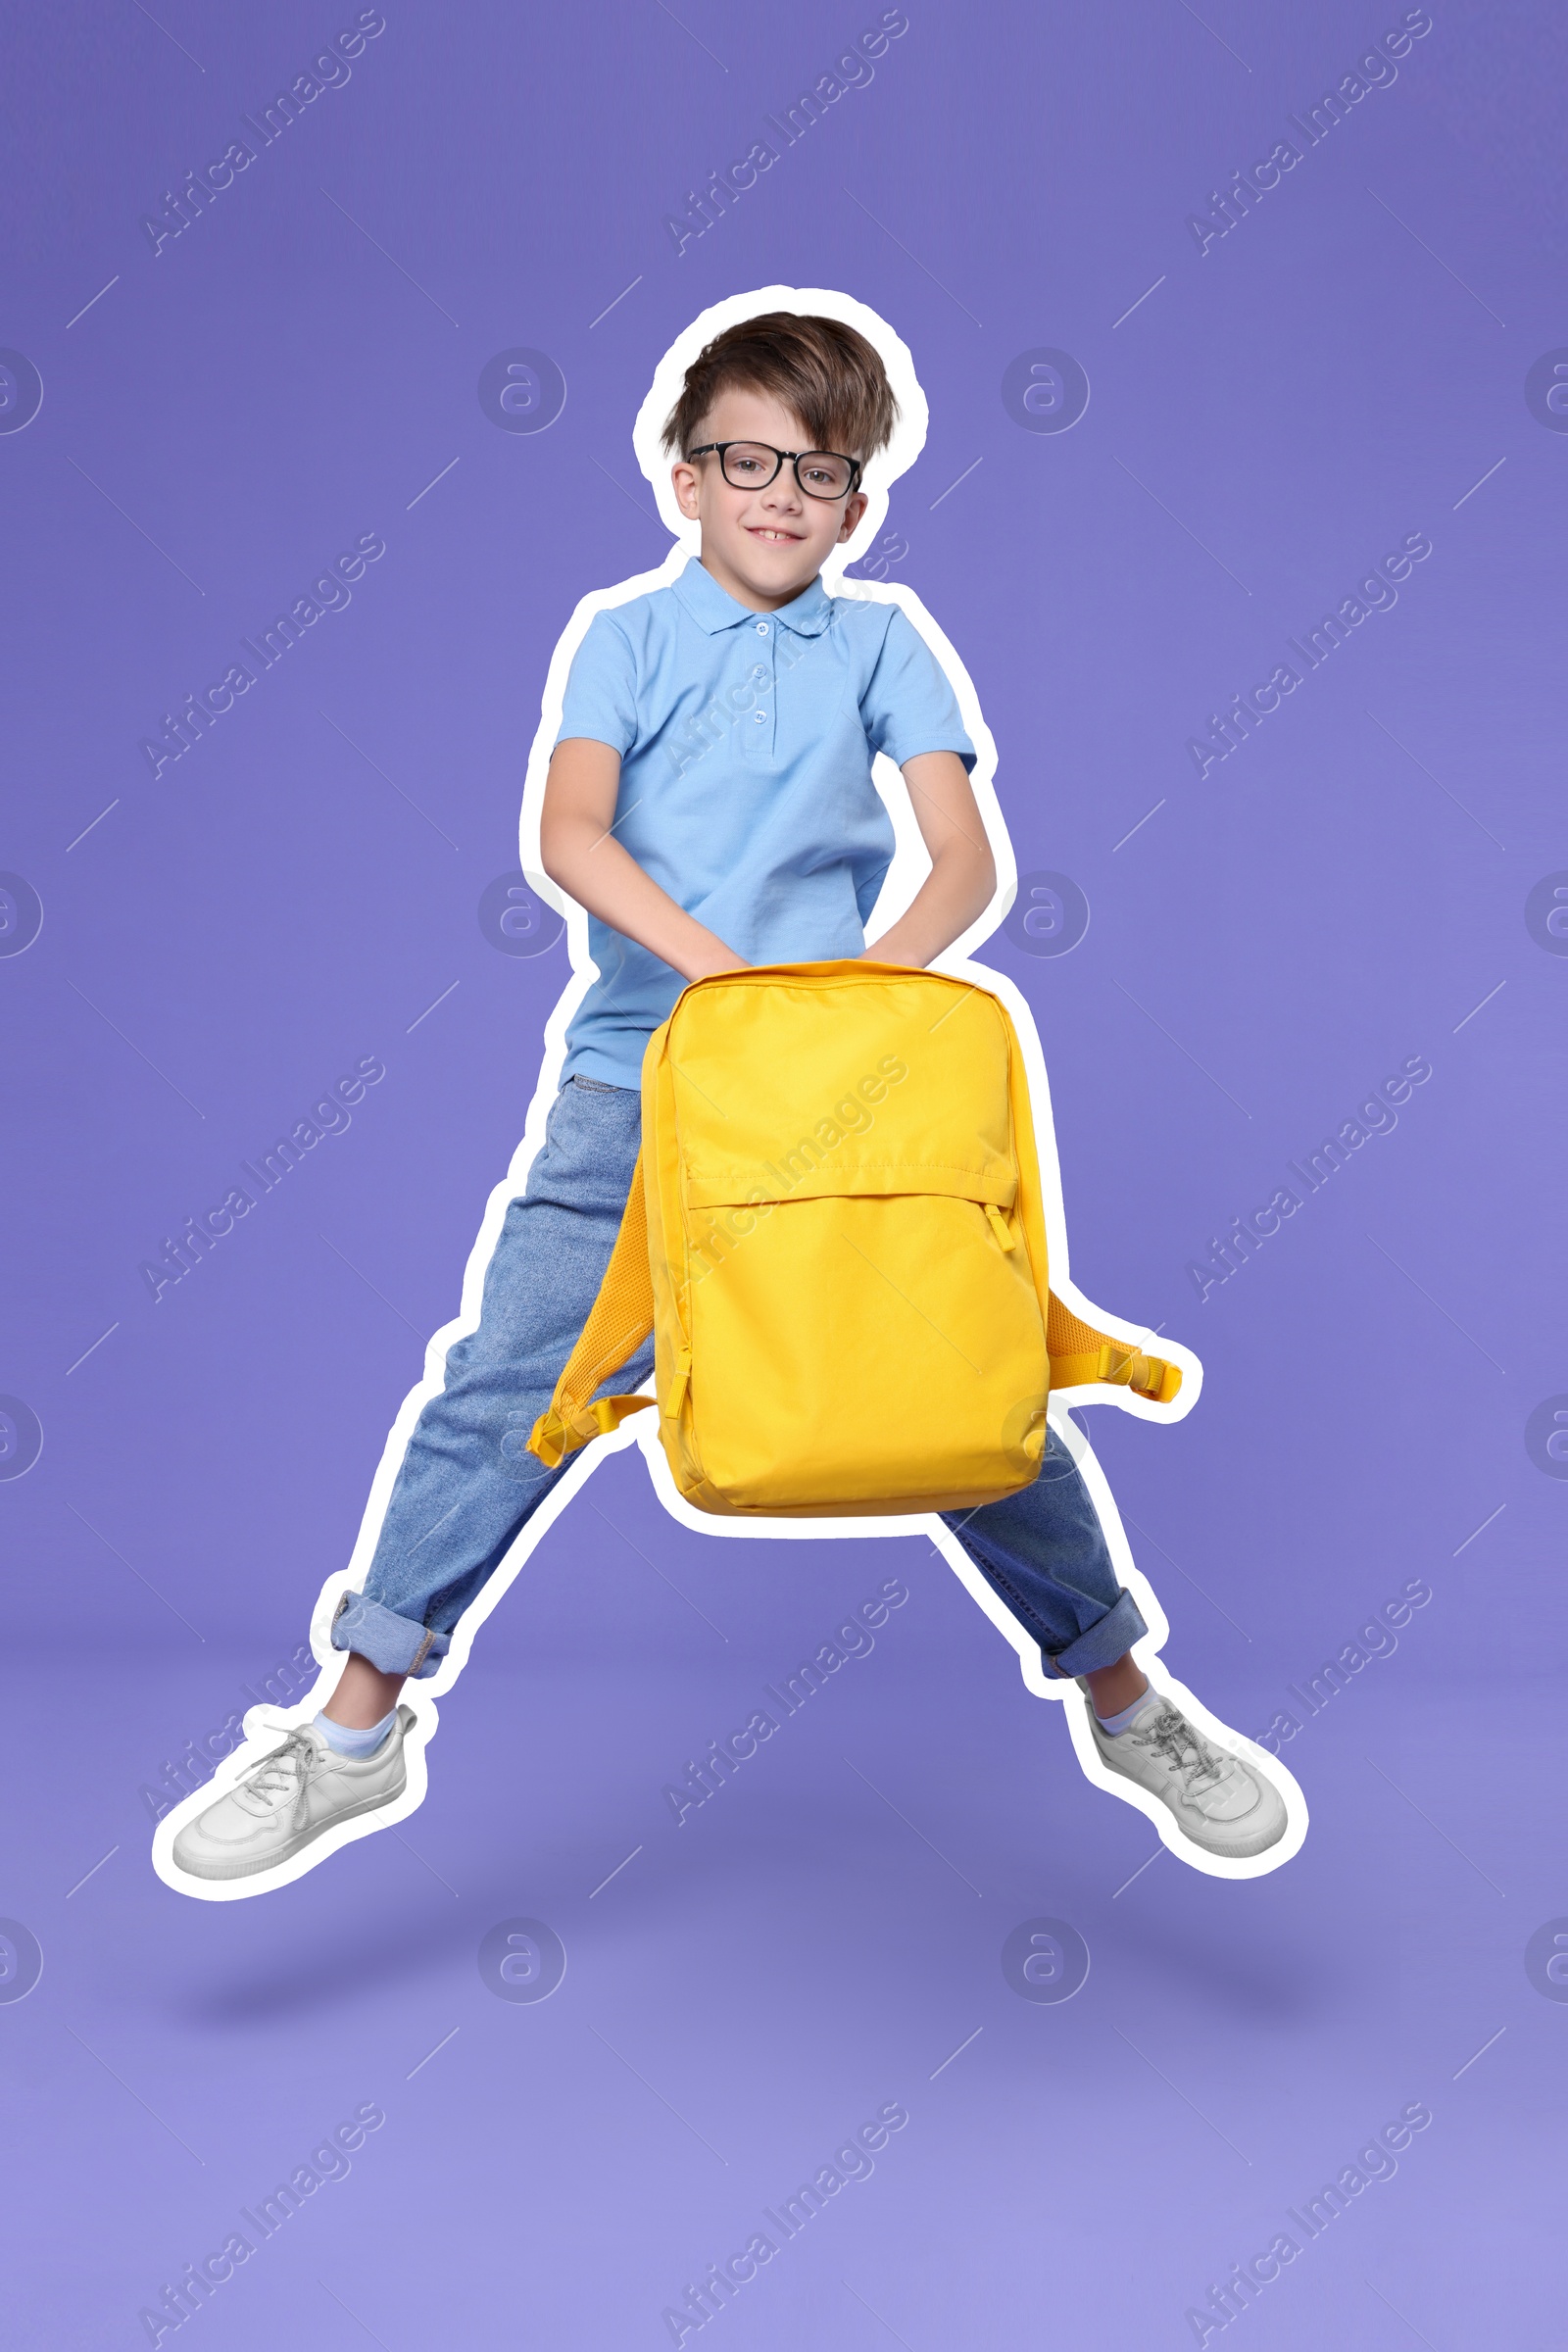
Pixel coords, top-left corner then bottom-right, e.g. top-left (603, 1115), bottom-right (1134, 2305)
top-left (670, 454), bottom-right (702, 519)
top-left (837, 489), bottom-right (869, 542)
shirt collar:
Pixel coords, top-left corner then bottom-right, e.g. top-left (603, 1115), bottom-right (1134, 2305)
top-left (672, 557), bottom-right (835, 638)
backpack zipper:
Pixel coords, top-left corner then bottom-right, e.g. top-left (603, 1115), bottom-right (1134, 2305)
top-left (665, 1345), bottom-right (693, 1418)
top-left (984, 1202), bottom-right (1016, 1252)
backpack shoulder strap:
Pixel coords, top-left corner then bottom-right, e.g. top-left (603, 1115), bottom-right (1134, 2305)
top-left (527, 1152), bottom-right (658, 1469)
top-left (1047, 1291), bottom-right (1183, 1405)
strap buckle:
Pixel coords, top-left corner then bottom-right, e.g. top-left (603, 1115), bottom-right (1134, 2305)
top-left (1096, 1344), bottom-right (1177, 1401)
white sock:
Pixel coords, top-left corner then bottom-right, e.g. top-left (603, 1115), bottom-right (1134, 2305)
top-left (316, 1707), bottom-right (397, 1758)
top-left (1095, 1689), bottom-right (1159, 1738)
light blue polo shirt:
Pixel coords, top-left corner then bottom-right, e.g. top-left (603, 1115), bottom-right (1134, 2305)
top-left (555, 557), bottom-right (976, 1088)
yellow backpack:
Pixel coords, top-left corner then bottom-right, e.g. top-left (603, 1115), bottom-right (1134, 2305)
top-left (529, 960), bottom-right (1179, 1517)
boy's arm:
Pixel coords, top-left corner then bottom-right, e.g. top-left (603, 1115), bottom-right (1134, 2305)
top-left (539, 737), bottom-right (749, 982)
top-left (863, 751), bottom-right (997, 968)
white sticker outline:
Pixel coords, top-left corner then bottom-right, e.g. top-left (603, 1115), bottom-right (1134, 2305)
top-left (153, 283), bottom-right (1303, 1899)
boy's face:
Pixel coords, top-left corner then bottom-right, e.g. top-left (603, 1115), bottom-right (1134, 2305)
top-left (670, 384), bottom-right (869, 612)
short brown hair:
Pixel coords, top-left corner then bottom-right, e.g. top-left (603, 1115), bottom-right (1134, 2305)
top-left (661, 311), bottom-right (899, 463)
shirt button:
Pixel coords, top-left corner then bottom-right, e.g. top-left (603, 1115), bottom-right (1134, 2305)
top-left (753, 710), bottom-right (766, 722)
top-left (755, 620), bottom-right (769, 635)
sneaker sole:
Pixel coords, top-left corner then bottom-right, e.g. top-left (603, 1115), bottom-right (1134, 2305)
top-left (1091, 1736), bottom-right (1288, 1859)
top-left (172, 1765), bottom-right (407, 1883)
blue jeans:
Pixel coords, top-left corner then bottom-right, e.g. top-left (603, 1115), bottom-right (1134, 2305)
top-left (330, 1078), bottom-right (1150, 1683)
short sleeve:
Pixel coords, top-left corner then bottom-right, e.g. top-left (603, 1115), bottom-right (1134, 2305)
top-left (859, 607), bottom-right (976, 771)
top-left (556, 612), bottom-right (639, 755)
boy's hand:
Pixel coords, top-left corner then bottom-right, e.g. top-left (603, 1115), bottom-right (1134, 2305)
top-left (541, 738), bottom-right (750, 981)
top-left (863, 751), bottom-right (997, 968)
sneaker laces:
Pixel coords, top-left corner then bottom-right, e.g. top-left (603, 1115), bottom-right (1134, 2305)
top-left (232, 1729), bottom-right (317, 1817)
top-left (1127, 1702), bottom-right (1231, 1795)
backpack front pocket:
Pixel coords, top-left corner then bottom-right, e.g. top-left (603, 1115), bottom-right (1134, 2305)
top-left (677, 1182), bottom-right (1050, 1512)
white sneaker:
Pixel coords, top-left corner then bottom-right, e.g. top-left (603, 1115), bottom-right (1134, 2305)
top-left (1080, 1684), bottom-right (1287, 1860)
top-left (172, 1708), bottom-right (415, 1883)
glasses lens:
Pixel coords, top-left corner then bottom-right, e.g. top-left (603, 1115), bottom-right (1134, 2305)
top-left (797, 452), bottom-right (855, 498)
top-left (719, 443), bottom-right (783, 488)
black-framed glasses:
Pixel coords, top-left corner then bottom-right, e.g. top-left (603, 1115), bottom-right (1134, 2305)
top-left (683, 440), bottom-right (862, 500)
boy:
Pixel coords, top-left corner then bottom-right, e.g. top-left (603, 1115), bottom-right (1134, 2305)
top-left (170, 311), bottom-right (1288, 1887)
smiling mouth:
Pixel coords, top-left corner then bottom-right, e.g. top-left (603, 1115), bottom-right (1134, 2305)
top-left (745, 525), bottom-right (804, 544)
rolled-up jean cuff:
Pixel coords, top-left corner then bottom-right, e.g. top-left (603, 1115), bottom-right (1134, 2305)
top-left (1047, 1589), bottom-right (1149, 1679)
top-left (331, 1591), bottom-right (449, 1681)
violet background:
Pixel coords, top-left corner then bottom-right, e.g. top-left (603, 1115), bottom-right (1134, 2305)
top-left (3, 2), bottom-right (1565, 2344)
